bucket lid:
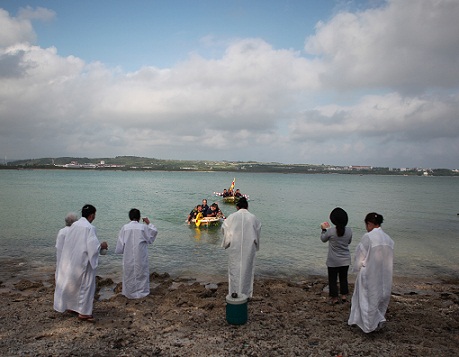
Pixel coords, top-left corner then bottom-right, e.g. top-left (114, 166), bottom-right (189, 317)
top-left (226, 293), bottom-right (248, 304)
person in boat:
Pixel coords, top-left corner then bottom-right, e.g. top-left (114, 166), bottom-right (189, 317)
top-left (206, 203), bottom-right (224, 218)
top-left (222, 189), bottom-right (230, 197)
top-left (234, 188), bottom-right (242, 197)
top-left (186, 205), bottom-right (202, 224)
top-left (215, 203), bottom-right (225, 218)
top-left (201, 199), bottom-right (209, 217)
top-left (206, 203), bottom-right (218, 217)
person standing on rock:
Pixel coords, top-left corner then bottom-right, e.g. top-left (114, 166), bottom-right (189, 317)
top-left (348, 212), bottom-right (394, 333)
top-left (320, 207), bottom-right (353, 304)
top-left (221, 197), bottom-right (261, 298)
top-left (115, 208), bottom-right (158, 299)
top-left (55, 212), bottom-right (78, 282)
top-left (54, 204), bottom-right (108, 322)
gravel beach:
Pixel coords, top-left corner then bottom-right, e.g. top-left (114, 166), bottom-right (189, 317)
top-left (0, 270), bottom-right (458, 356)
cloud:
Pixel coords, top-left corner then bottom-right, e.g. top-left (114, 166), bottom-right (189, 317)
top-left (17, 6), bottom-right (55, 22)
top-left (0, 9), bottom-right (36, 46)
top-left (287, 92), bottom-right (459, 166)
top-left (305, 0), bottom-right (459, 93)
top-left (291, 93), bottom-right (459, 141)
top-left (0, 1), bottom-right (458, 168)
top-left (0, 7), bottom-right (54, 47)
top-left (92, 38), bottom-right (319, 134)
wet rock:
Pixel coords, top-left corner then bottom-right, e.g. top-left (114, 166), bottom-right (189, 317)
top-left (205, 283), bottom-right (218, 291)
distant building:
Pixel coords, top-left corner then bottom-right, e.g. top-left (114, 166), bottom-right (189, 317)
top-left (64, 161), bottom-right (81, 168)
top-left (350, 165), bottom-right (372, 170)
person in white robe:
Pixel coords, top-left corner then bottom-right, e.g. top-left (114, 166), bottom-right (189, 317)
top-left (221, 197), bottom-right (261, 298)
top-left (55, 212), bottom-right (78, 282)
top-left (348, 212), bottom-right (394, 333)
top-left (54, 204), bottom-right (108, 321)
top-left (115, 208), bottom-right (158, 299)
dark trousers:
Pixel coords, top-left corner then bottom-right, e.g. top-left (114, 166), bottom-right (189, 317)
top-left (327, 266), bottom-right (349, 297)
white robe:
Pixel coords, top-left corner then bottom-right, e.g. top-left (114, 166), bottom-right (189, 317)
top-left (348, 227), bottom-right (394, 333)
top-left (221, 209), bottom-right (261, 298)
top-left (55, 226), bottom-right (70, 281)
top-left (115, 221), bottom-right (158, 299)
top-left (54, 217), bottom-right (101, 315)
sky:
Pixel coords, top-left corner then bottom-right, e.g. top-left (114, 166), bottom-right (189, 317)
top-left (1, 0), bottom-right (459, 169)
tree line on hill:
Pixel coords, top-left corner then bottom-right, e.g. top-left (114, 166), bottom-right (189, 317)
top-left (1, 156), bottom-right (457, 176)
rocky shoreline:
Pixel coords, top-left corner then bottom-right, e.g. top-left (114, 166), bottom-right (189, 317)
top-left (0, 272), bottom-right (458, 356)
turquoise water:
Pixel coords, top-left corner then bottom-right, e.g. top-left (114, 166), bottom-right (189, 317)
top-left (0, 170), bottom-right (458, 283)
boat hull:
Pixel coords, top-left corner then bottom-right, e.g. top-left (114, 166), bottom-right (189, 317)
top-left (191, 217), bottom-right (224, 228)
top-left (222, 196), bottom-right (238, 204)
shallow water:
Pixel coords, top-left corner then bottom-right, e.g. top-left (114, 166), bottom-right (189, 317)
top-left (0, 170), bottom-right (458, 283)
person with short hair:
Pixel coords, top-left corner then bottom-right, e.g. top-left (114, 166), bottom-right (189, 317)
top-left (348, 212), bottom-right (394, 333)
top-left (186, 205), bottom-right (202, 224)
top-left (221, 197), bottom-right (261, 298)
top-left (54, 204), bottom-right (108, 322)
top-left (206, 203), bottom-right (223, 217)
top-left (201, 199), bottom-right (209, 217)
top-left (55, 212), bottom-right (78, 281)
top-left (115, 208), bottom-right (158, 299)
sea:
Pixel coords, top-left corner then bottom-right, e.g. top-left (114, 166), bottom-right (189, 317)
top-left (0, 169), bottom-right (458, 285)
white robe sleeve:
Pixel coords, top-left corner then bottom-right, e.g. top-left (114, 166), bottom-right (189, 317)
top-left (353, 234), bottom-right (370, 272)
top-left (145, 223), bottom-right (158, 243)
top-left (115, 227), bottom-right (126, 254)
top-left (87, 226), bottom-right (101, 270)
top-left (221, 219), bottom-right (232, 248)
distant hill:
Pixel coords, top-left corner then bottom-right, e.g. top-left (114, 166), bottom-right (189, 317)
top-left (2, 156), bottom-right (457, 176)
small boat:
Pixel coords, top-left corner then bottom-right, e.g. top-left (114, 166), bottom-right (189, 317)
top-left (214, 177), bottom-right (249, 204)
top-left (222, 196), bottom-right (238, 204)
top-left (217, 194), bottom-right (249, 204)
top-left (191, 216), bottom-right (224, 228)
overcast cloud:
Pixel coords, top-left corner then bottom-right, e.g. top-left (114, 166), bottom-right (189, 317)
top-left (1, 1), bottom-right (459, 168)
